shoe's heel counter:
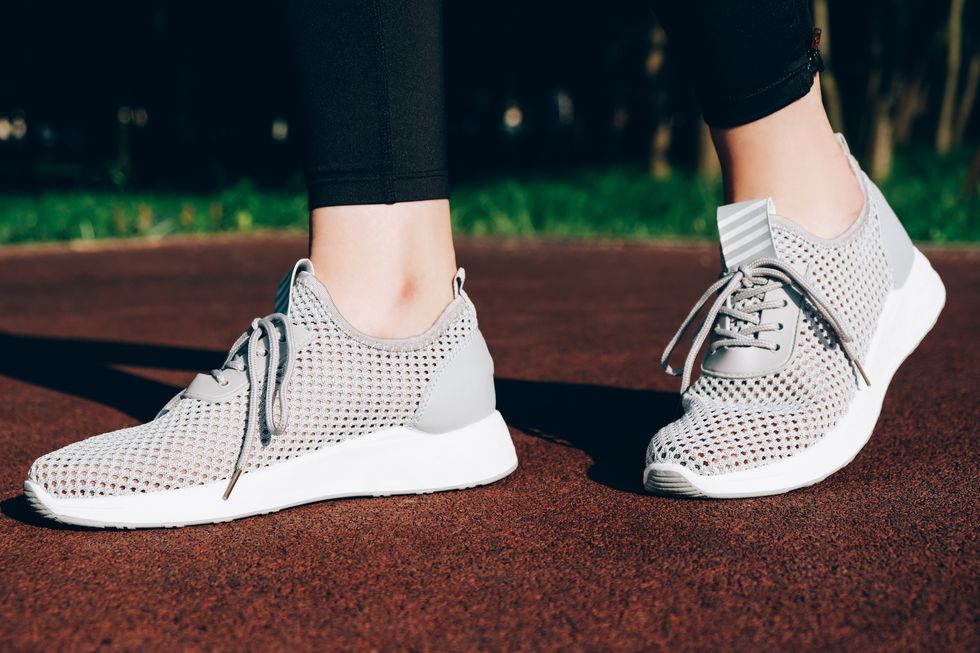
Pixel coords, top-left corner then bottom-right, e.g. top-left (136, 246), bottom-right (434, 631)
top-left (838, 133), bottom-right (915, 288)
top-left (865, 173), bottom-right (915, 289)
top-left (414, 326), bottom-right (497, 433)
top-left (837, 134), bottom-right (915, 288)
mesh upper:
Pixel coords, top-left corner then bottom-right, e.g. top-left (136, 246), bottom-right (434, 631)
top-left (647, 202), bottom-right (893, 475)
top-left (29, 274), bottom-right (478, 497)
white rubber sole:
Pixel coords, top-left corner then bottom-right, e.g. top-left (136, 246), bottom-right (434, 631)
top-left (25, 411), bottom-right (518, 528)
top-left (644, 248), bottom-right (946, 498)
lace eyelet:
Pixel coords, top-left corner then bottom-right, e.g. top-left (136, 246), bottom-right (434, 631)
top-left (773, 344), bottom-right (781, 351)
top-left (219, 379), bottom-right (229, 387)
top-left (781, 300), bottom-right (789, 308)
top-left (777, 322), bottom-right (784, 330)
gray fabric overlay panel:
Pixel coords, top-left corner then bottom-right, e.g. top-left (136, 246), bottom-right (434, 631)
top-left (717, 199), bottom-right (776, 270)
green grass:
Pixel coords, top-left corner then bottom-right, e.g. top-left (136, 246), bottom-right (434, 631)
top-left (1, 148), bottom-right (977, 245)
top-left (451, 169), bottom-right (721, 239)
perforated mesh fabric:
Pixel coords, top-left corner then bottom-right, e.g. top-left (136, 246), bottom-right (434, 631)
top-left (29, 273), bottom-right (478, 497)
top-left (647, 200), bottom-right (893, 475)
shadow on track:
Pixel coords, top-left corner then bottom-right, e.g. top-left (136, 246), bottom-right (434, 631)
top-left (0, 331), bottom-right (680, 527)
top-left (0, 331), bottom-right (223, 422)
top-left (496, 380), bottom-right (679, 494)
top-left (0, 494), bottom-right (96, 531)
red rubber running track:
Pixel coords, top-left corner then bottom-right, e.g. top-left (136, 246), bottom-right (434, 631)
top-left (0, 236), bottom-right (976, 651)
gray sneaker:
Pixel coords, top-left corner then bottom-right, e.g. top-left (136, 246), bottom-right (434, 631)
top-left (26, 261), bottom-right (517, 527)
top-left (645, 136), bottom-right (945, 498)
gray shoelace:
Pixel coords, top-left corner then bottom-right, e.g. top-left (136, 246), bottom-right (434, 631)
top-left (662, 257), bottom-right (870, 393)
top-left (212, 313), bottom-right (297, 499)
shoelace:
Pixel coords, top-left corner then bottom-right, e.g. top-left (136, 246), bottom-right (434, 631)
top-left (661, 257), bottom-right (870, 394)
top-left (213, 313), bottom-right (297, 499)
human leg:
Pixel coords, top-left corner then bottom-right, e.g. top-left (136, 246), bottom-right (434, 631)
top-left (656, 0), bottom-right (862, 238)
top-left (645, 1), bottom-right (946, 496)
top-left (287, 0), bottom-right (456, 337)
top-left (24, 0), bottom-right (517, 526)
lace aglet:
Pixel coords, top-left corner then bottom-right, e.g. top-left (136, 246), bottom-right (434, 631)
top-left (222, 469), bottom-right (243, 501)
top-left (854, 359), bottom-right (871, 387)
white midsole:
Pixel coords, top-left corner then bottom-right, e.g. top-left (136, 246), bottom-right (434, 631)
top-left (644, 248), bottom-right (946, 498)
top-left (26, 410), bottom-right (518, 527)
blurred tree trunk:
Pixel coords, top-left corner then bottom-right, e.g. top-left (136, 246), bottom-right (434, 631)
top-left (812, 0), bottom-right (845, 132)
top-left (954, 50), bottom-right (980, 141)
top-left (116, 119), bottom-right (132, 188)
top-left (963, 145), bottom-right (980, 197)
top-left (647, 23), bottom-right (672, 179)
top-left (893, 73), bottom-right (928, 144)
top-left (936, 0), bottom-right (965, 154)
top-left (869, 97), bottom-right (895, 181)
top-left (650, 123), bottom-right (673, 179)
top-left (697, 121), bottom-right (720, 179)
top-left (864, 9), bottom-right (894, 182)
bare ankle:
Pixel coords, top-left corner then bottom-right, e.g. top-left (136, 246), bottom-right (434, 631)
top-left (712, 79), bottom-right (864, 239)
top-left (307, 199), bottom-right (458, 338)
top-left (331, 273), bottom-right (454, 339)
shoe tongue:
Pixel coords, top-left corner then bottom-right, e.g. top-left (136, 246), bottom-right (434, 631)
top-left (273, 259), bottom-right (315, 316)
top-left (717, 198), bottom-right (778, 271)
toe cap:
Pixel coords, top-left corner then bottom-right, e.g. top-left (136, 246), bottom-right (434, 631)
top-left (647, 398), bottom-right (825, 475)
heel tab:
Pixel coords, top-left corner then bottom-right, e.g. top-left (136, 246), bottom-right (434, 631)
top-left (452, 266), bottom-right (481, 327)
top-left (275, 259), bottom-right (315, 315)
top-left (453, 267), bottom-right (466, 300)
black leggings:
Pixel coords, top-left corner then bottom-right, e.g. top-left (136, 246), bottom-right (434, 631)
top-left (286, 0), bottom-right (821, 210)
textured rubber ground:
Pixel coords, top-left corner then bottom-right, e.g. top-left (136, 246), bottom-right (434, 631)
top-left (0, 236), bottom-right (976, 651)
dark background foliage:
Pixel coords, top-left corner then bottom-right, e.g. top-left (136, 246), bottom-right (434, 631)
top-left (1, 0), bottom-right (977, 191)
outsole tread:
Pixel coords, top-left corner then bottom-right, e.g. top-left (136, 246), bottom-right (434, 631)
top-left (23, 464), bottom-right (516, 530)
